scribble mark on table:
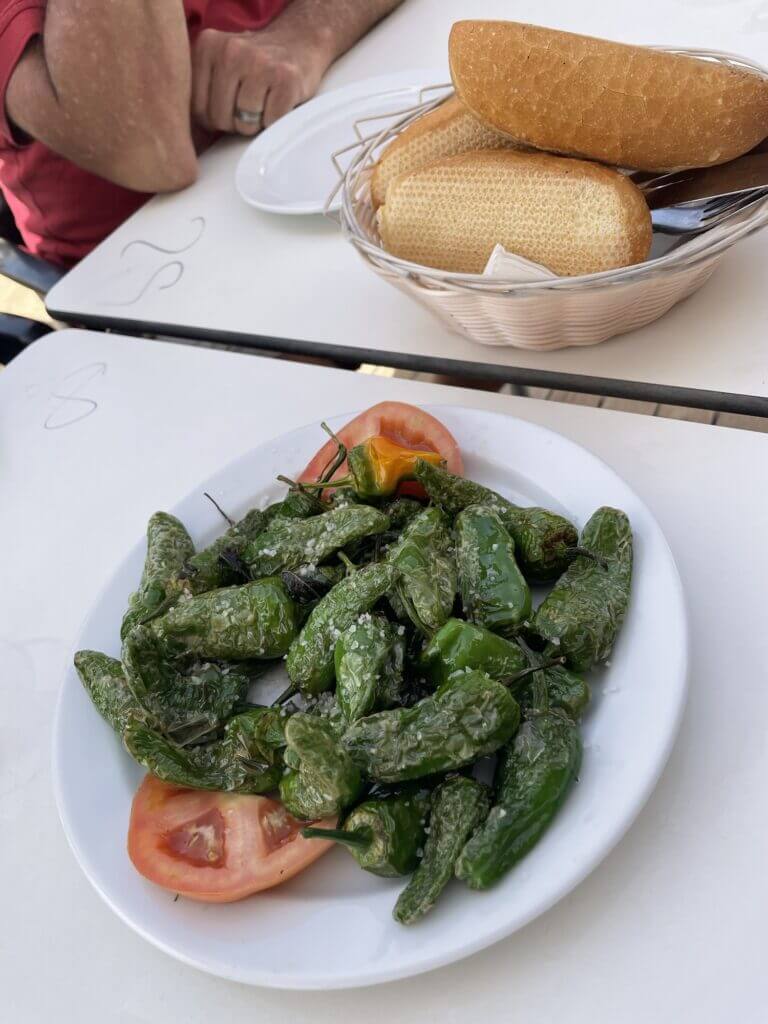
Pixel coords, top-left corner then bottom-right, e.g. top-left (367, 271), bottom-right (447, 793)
top-left (44, 362), bottom-right (107, 430)
top-left (107, 261), bottom-right (185, 307)
top-left (119, 216), bottom-right (206, 259)
top-left (107, 216), bottom-right (207, 306)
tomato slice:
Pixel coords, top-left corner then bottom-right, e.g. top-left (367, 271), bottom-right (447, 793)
top-left (298, 402), bottom-right (463, 497)
top-left (128, 775), bottom-right (334, 903)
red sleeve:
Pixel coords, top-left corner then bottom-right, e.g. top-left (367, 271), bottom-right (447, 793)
top-left (202, 0), bottom-right (287, 34)
top-left (0, 0), bottom-right (45, 146)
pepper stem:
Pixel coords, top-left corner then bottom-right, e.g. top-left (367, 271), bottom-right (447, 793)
top-left (218, 547), bottom-right (251, 582)
top-left (319, 422), bottom-right (348, 483)
top-left (301, 826), bottom-right (369, 850)
top-left (515, 636), bottom-right (549, 712)
top-left (566, 546), bottom-right (609, 570)
top-left (505, 656), bottom-right (565, 687)
top-left (272, 683), bottom-right (298, 706)
top-left (287, 475), bottom-right (354, 492)
top-left (203, 491), bottom-right (236, 527)
top-left (337, 551), bottom-right (358, 575)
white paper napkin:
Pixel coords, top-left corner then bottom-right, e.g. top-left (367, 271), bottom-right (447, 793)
top-left (482, 243), bottom-right (559, 281)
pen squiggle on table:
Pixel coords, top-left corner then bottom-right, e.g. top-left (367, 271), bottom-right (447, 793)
top-left (106, 261), bottom-right (184, 307)
top-left (106, 216), bottom-right (206, 306)
top-left (119, 216), bottom-right (206, 258)
top-left (44, 361), bottom-right (107, 430)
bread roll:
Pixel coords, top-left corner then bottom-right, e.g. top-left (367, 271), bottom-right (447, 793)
top-left (370, 95), bottom-right (519, 208)
top-left (377, 149), bottom-right (652, 276)
top-left (449, 20), bottom-right (768, 172)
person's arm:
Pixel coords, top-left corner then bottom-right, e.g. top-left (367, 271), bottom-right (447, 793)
top-left (193, 0), bottom-right (405, 135)
top-left (6, 0), bottom-right (197, 192)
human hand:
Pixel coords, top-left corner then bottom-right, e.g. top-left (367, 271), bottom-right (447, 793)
top-left (191, 27), bottom-right (331, 136)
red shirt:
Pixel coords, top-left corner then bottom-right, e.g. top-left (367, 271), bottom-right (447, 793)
top-left (0, 0), bottom-right (285, 266)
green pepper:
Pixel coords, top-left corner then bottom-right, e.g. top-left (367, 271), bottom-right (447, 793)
top-left (302, 789), bottom-right (431, 877)
top-left (393, 776), bottom-right (491, 924)
top-left (121, 512), bottom-right (195, 638)
top-left (270, 488), bottom-right (327, 520)
top-left (152, 577), bottom-right (299, 661)
top-left (419, 618), bottom-right (527, 689)
top-left (455, 709), bottom-right (581, 889)
top-left (334, 613), bottom-right (405, 722)
top-left (383, 497), bottom-right (424, 530)
top-left (518, 664), bottom-right (591, 720)
top-left (74, 650), bottom-right (145, 735)
top-left (533, 507), bottom-right (633, 671)
top-left (279, 564), bottom-right (345, 605)
top-left (387, 506), bottom-right (456, 635)
top-left (122, 625), bottom-right (251, 745)
top-left (176, 507), bottom-right (269, 595)
top-left (244, 504), bottom-right (389, 579)
top-left (413, 460), bottom-right (578, 583)
top-left (286, 562), bottom-right (398, 696)
top-left (343, 496), bottom-right (425, 568)
top-left (455, 505), bottom-right (532, 637)
top-left (342, 669), bottom-right (520, 783)
top-left (279, 713), bottom-right (363, 820)
top-left (306, 692), bottom-right (347, 738)
top-left (123, 706), bottom-right (288, 793)
top-left (328, 487), bottom-right (360, 510)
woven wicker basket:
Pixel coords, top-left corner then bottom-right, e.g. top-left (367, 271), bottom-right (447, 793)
top-left (335, 48), bottom-right (768, 350)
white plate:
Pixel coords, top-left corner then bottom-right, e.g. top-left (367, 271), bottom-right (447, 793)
top-left (53, 406), bottom-right (688, 990)
top-left (235, 70), bottom-right (448, 214)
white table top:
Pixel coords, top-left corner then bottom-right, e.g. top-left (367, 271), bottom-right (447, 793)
top-left (4, 328), bottom-right (767, 1022)
top-left (45, 0), bottom-right (768, 413)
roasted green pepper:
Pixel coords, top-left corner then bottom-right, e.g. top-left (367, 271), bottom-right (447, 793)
top-left (279, 713), bottom-right (363, 820)
top-left (122, 625), bottom-right (251, 745)
top-left (334, 613), bottom-right (405, 722)
top-left (152, 577), bottom-right (299, 661)
top-left (387, 506), bottom-right (456, 635)
top-left (302, 789), bottom-right (431, 877)
top-left (393, 776), bottom-right (491, 924)
top-left (342, 669), bottom-right (520, 783)
top-left (176, 507), bottom-right (268, 595)
top-left (121, 512), bottom-right (195, 638)
top-left (306, 691), bottom-right (347, 738)
top-left (455, 638), bottom-right (582, 888)
top-left (518, 664), bottom-right (591, 720)
top-left (455, 708), bottom-right (581, 889)
top-left (286, 562), bottom-right (398, 696)
top-left (533, 507), bottom-right (633, 671)
top-left (455, 505), bottom-right (532, 637)
top-left (279, 564), bottom-right (345, 605)
top-left (414, 460), bottom-right (578, 582)
top-left (343, 496), bottom-right (425, 568)
top-left (74, 649), bottom-right (145, 734)
top-left (383, 496), bottom-right (424, 531)
top-left (123, 706), bottom-right (288, 793)
top-left (419, 618), bottom-right (527, 689)
top-left (244, 504), bottom-right (389, 579)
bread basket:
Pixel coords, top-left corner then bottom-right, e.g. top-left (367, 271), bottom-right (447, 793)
top-left (332, 48), bottom-right (768, 351)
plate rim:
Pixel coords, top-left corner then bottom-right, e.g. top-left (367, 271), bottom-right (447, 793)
top-left (234, 68), bottom-right (448, 215)
top-left (52, 403), bottom-right (689, 989)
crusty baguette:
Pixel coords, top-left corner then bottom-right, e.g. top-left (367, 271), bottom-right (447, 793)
top-left (377, 149), bottom-right (652, 276)
top-left (370, 95), bottom-right (519, 208)
top-left (449, 20), bottom-right (768, 172)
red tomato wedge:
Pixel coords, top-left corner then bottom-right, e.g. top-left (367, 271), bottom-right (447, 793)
top-left (128, 775), bottom-right (334, 903)
top-left (298, 402), bottom-right (463, 497)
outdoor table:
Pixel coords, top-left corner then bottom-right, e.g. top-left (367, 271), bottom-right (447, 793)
top-left (45, 0), bottom-right (768, 417)
top-left (4, 328), bottom-right (767, 1022)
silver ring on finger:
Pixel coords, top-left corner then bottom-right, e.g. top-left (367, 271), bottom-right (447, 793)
top-left (235, 107), bottom-right (263, 127)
